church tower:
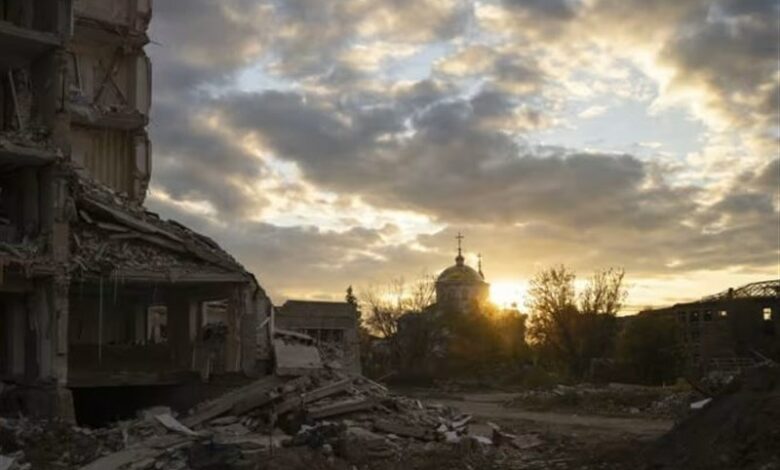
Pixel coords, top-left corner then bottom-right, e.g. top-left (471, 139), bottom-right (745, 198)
top-left (435, 233), bottom-right (490, 312)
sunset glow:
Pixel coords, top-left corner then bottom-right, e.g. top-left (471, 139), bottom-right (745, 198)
top-left (490, 281), bottom-right (527, 309)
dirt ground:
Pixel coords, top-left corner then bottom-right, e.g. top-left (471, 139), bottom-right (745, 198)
top-left (410, 389), bottom-right (675, 469)
top-left (423, 392), bottom-right (673, 438)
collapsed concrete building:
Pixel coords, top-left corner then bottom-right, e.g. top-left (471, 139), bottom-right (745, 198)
top-left (638, 279), bottom-right (780, 375)
top-left (0, 0), bottom-right (272, 421)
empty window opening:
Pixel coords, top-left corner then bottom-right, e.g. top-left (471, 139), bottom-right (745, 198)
top-left (763, 308), bottom-right (772, 321)
top-left (147, 306), bottom-right (168, 343)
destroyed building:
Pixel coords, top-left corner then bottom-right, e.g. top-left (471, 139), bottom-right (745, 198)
top-left (274, 300), bottom-right (362, 374)
top-left (638, 279), bottom-right (779, 375)
top-left (0, 0), bottom-right (272, 421)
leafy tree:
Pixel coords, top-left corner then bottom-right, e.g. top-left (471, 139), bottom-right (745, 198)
top-left (526, 265), bottom-right (628, 378)
top-left (527, 265), bottom-right (579, 371)
top-left (617, 313), bottom-right (683, 385)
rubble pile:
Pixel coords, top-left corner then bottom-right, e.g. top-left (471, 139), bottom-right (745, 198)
top-left (0, 417), bottom-right (123, 468)
top-left (1, 369), bottom-right (523, 470)
top-left (504, 383), bottom-right (694, 419)
top-left (643, 365), bottom-right (780, 470)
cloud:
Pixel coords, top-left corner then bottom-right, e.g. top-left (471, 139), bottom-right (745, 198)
top-left (142, 0), bottom-right (780, 303)
top-left (578, 105), bottom-right (608, 118)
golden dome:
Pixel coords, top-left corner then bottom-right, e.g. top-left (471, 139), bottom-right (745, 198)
top-left (437, 264), bottom-right (484, 283)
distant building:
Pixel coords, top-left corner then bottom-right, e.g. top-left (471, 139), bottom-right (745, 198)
top-left (638, 280), bottom-right (779, 374)
top-left (434, 233), bottom-right (489, 313)
top-left (274, 300), bottom-right (362, 374)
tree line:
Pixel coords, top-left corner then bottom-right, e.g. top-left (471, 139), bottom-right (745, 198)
top-left (352, 265), bottom-right (684, 385)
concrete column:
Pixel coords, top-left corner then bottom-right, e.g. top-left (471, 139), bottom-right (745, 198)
top-left (30, 282), bottom-right (52, 379)
top-left (225, 286), bottom-right (243, 372)
top-left (240, 288), bottom-right (258, 376)
top-left (166, 290), bottom-right (192, 370)
top-left (21, 167), bottom-right (39, 238)
top-left (9, 298), bottom-right (26, 376)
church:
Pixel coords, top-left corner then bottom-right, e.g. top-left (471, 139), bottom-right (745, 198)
top-left (434, 234), bottom-right (490, 313)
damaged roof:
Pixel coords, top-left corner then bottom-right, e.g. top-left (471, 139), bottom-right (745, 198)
top-left (70, 170), bottom-right (255, 284)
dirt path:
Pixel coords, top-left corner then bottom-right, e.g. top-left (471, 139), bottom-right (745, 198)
top-left (423, 394), bottom-right (674, 439)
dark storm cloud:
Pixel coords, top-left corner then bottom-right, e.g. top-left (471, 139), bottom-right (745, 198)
top-left (215, 87), bottom-right (693, 232)
top-left (501, 0), bottom-right (580, 20)
top-left (660, 0), bottom-right (780, 132)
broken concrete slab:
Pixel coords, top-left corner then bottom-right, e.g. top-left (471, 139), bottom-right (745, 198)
top-left (155, 414), bottom-right (198, 436)
top-left (182, 375), bottom-right (283, 427)
top-left (274, 338), bottom-right (323, 376)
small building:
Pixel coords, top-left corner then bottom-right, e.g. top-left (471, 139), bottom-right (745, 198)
top-left (274, 300), bottom-right (362, 374)
top-left (638, 280), bottom-right (779, 374)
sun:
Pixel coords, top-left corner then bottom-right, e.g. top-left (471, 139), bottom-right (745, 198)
top-left (490, 281), bottom-right (527, 308)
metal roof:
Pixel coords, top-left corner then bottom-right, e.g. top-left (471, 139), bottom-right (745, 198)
top-left (699, 279), bottom-right (780, 302)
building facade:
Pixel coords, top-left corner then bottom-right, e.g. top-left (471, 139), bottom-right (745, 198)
top-left (638, 280), bottom-right (779, 375)
top-left (0, 0), bottom-right (272, 420)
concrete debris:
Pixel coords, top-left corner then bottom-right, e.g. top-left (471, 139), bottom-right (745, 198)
top-left (0, 366), bottom-right (518, 469)
top-left (689, 398), bottom-right (712, 410)
top-left (505, 382), bottom-right (696, 419)
top-left (0, 455), bottom-right (16, 470)
top-left (154, 414), bottom-right (199, 437)
top-left (273, 335), bottom-right (324, 377)
top-left (68, 172), bottom-right (252, 279)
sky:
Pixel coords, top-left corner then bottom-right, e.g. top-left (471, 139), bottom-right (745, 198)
top-left (145, 0), bottom-right (780, 311)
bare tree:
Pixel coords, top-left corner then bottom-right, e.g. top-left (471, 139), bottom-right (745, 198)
top-left (407, 273), bottom-right (436, 313)
top-left (579, 268), bottom-right (627, 316)
top-left (359, 274), bottom-right (436, 338)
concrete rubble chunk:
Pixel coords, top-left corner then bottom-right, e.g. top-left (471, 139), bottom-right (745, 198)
top-left (155, 414), bottom-right (199, 436)
top-left (273, 337), bottom-right (324, 377)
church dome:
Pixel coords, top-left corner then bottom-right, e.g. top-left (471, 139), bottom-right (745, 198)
top-left (437, 264), bottom-right (484, 283)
